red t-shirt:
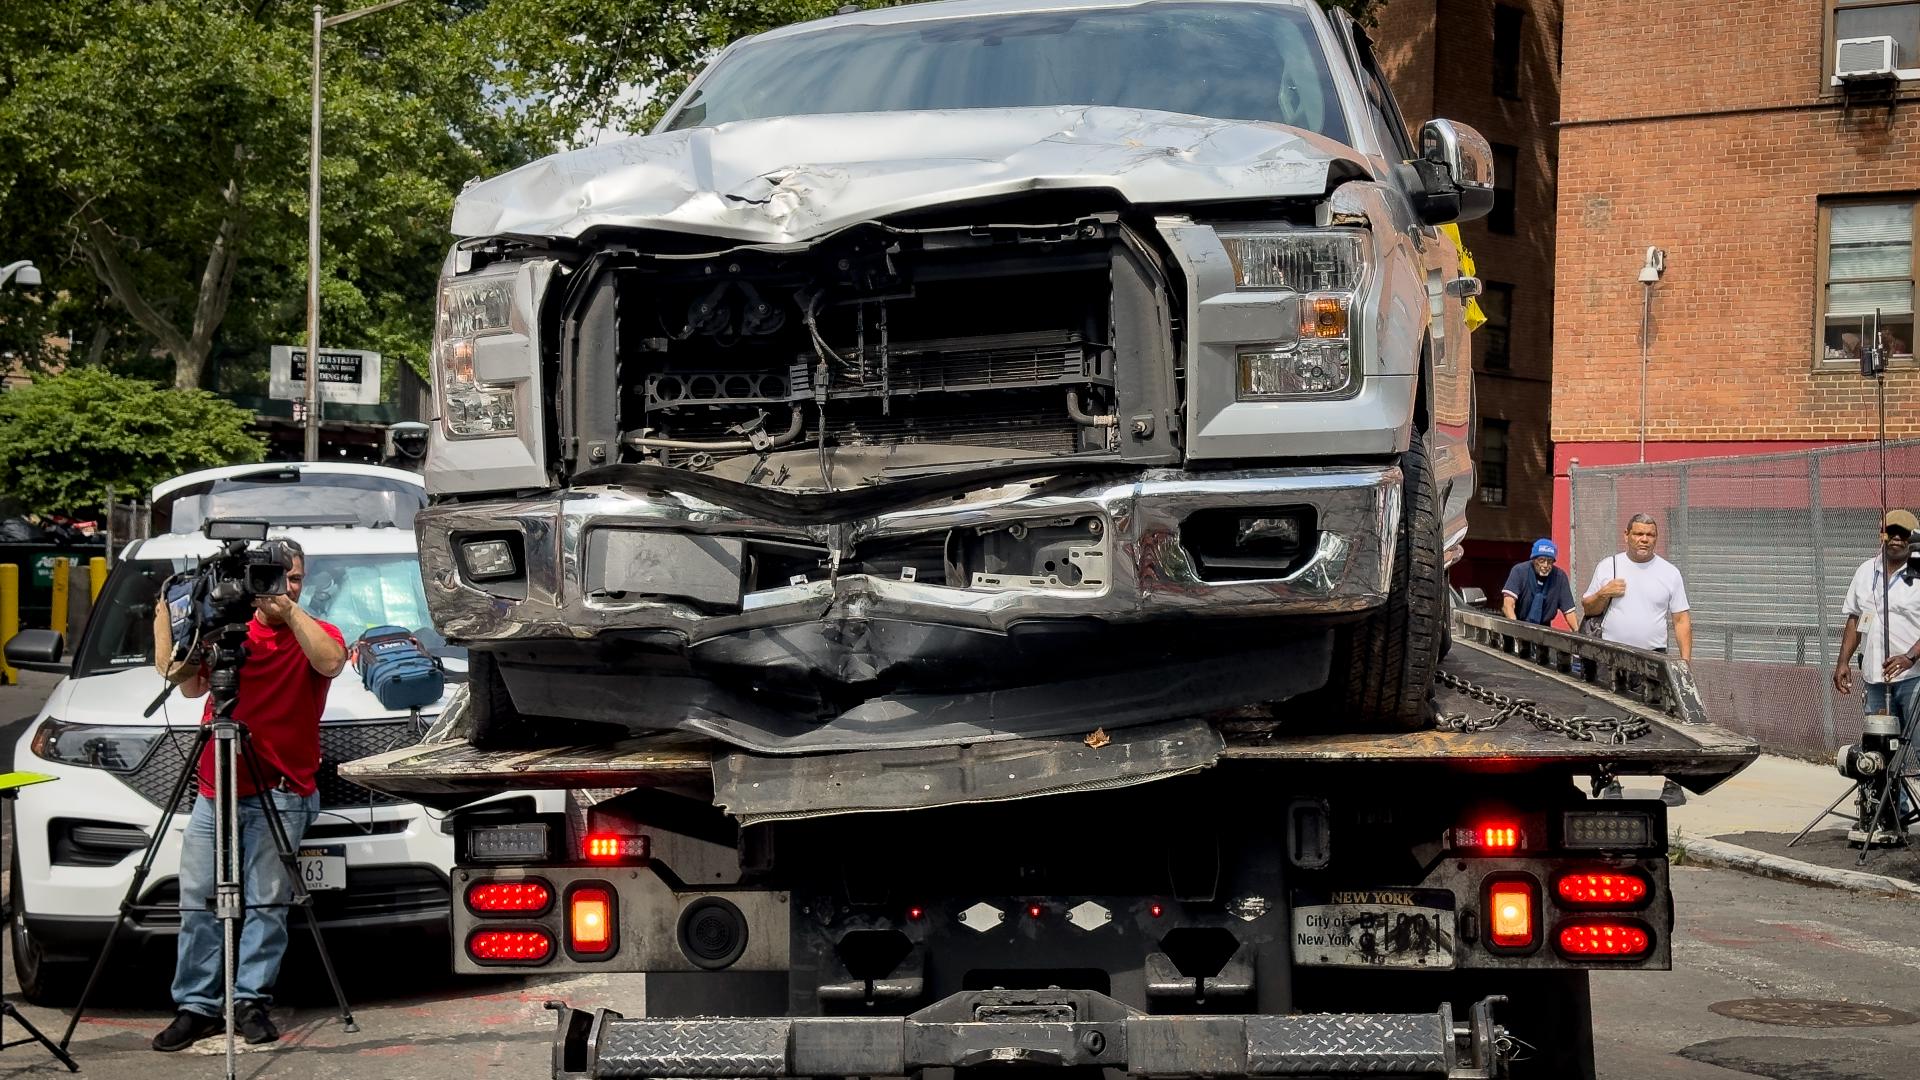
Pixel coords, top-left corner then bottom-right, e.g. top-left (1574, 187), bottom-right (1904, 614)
top-left (197, 616), bottom-right (345, 798)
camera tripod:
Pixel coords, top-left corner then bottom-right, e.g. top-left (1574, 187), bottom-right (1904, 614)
top-left (0, 772), bottom-right (79, 1071)
top-left (1790, 709), bottom-right (1920, 866)
top-left (60, 623), bottom-right (356, 1079)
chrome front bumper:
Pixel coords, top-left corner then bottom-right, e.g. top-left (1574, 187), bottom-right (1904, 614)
top-left (418, 466), bottom-right (1401, 645)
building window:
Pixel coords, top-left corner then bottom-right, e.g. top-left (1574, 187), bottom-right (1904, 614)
top-left (1479, 282), bottom-right (1513, 370)
top-left (1489, 144), bottom-right (1518, 236)
top-left (1478, 420), bottom-right (1509, 507)
top-left (1818, 198), bottom-right (1916, 364)
top-left (1828, 1), bottom-right (1920, 84)
top-left (1493, 5), bottom-right (1525, 99)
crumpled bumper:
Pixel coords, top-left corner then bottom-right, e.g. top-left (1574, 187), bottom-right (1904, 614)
top-left (421, 465), bottom-right (1399, 642)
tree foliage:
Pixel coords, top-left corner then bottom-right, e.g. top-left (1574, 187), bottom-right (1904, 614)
top-left (0, 369), bottom-right (265, 513)
top-left (0, 1), bottom-right (554, 389)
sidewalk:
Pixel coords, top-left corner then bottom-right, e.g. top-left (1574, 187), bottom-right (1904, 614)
top-left (1612, 755), bottom-right (1920, 897)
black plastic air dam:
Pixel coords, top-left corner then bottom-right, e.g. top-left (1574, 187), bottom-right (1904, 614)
top-left (496, 635), bottom-right (1332, 755)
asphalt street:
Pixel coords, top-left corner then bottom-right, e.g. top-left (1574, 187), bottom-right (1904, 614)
top-left (7, 675), bottom-right (1920, 1078)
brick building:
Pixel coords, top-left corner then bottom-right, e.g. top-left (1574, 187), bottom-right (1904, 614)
top-left (1552, 0), bottom-right (1920, 548)
top-left (1375, 0), bottom-right (1565, 597)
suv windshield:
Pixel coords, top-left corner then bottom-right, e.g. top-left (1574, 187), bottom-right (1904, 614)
top-left (663, 2), bottom-right (1349, 144)
top-left (73, 553), bottom-right (445, 677)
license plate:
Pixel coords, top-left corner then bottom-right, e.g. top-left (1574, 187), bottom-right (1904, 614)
top-left (298, 845), bottom-right (347, 892)
top-left (1291, 888), bottom-right (1457, 969)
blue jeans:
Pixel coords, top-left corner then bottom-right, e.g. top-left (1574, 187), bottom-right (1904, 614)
top-left (1865, 678), bottom-right (1920, 726)
top-left (172, 789), bottom-right (320, 1016)
top-left (1865, 680), bottom-right (1920, 821)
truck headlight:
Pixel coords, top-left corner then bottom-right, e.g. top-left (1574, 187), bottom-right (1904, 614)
top-left (1219, 230), bottom-right (1366, 292)
top-left (31, 719), bottom-right (166, 773)
top-left (436, 273), bottom-right (518, 436)
top-left (1216, 228), bottom-right (1367, 401)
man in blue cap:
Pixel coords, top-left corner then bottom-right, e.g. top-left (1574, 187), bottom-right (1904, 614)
top-left (1501, 539), bottom-right (1581, 630)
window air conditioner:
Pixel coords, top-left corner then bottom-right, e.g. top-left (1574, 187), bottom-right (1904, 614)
top-left (1835, 35), bottom-right (1898, 81)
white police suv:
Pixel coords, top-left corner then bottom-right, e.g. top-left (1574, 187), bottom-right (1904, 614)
top-left (3, 463), bottom-right (560, 1002)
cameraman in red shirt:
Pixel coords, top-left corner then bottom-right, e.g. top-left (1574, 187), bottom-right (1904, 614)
top-left (150, 539), bottom-right (346, 1051)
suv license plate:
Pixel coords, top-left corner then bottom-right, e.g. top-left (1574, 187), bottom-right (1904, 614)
top-left (298, 845), bottom-right (347, 892)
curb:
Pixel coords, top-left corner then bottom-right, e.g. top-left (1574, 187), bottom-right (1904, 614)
top-left (1681, 836), bottom-right (1920, 899)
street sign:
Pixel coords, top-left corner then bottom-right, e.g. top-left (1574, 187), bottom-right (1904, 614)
top-left (270, 345), bottom-right (383, 406)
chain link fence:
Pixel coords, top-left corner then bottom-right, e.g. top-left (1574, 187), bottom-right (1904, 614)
top-left (1569, 441), bottom-right (1920, 760)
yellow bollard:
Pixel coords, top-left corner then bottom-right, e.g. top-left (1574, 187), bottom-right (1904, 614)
top-left (90, 556), bottom-right (107, 603)
top-left (49, 557), bottom-right (69, 642)
top-left (0, 563), bottom-right (17, 686)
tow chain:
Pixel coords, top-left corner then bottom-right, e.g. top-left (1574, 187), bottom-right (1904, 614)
top-left (1434, 669), bottom-right (1653, 744)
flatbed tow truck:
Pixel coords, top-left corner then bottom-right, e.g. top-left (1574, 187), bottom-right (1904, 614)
top-left (344, 610), bottom-right (1756, 1080)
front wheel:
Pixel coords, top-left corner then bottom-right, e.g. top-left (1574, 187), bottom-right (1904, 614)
top-left (1326, 432), bottom-right (1447, 732)
top-left (10, 852), bottom-right (90, 1006)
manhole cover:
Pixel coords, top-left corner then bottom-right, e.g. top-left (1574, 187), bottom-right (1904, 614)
top-left (1708, 999), bottom-right (1918, 1028)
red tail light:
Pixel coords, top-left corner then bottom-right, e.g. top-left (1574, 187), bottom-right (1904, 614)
top-left (1554, 871), bottom-right (1650, 907)
top-left (466, 880), bottom-right (553, 915)
top-left (569, 887), bottom-right (614, 955)
top-left (1557, 921), bottom-right (1652, 957)
top-left (584, 833), bottom-right (649, 863)
top-left (468, 929), bottom-right (553, 963)
top-left (1487, 882), bottom-right (1535, 949)
top-left (1481, 825), bottom-right (1519, 850)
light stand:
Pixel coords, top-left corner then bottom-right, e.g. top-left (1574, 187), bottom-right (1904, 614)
top-left (0, 772), bottom-right (79, 1071)
top-left (61, 623), bottom-right (357, 1076)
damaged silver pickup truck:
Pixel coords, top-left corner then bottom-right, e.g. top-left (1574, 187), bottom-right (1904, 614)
top-left (421, 0), bottom-right (1492, 750)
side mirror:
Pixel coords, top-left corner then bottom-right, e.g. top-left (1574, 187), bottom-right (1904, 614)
top-left (4, 629), bottom-right (69, 673)
top-left (1460, 587), bottom-right (1490, 608)
top-left (1409, 119), bottom-right (1496, 225)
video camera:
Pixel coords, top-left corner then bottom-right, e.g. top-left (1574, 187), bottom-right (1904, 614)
top-left (163, 519), bottom-right (299, 660)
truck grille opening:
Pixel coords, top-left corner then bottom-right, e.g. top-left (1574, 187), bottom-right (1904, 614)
top-left (570, 217), bottom-right (1177, 488)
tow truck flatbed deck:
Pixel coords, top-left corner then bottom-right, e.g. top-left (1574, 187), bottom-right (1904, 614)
top-left (345, 613), bottom-right (1758, 810)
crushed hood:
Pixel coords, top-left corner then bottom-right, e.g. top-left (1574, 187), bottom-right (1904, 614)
top-left (453, 106), bottom-right (1365, 245)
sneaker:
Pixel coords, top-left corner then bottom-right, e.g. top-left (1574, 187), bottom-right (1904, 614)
top-left (234, 1001), bottom-right (279, 1045)
top-left (152, 1010), bottom-right (224, 1052)
top-left (1872, 829), bottom-right (1906, 848)
top-left (1849, 826), bottom-right (1873, 846)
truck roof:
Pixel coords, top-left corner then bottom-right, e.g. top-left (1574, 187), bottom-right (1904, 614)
top-left (750, 0), bottom-right (1316, 43)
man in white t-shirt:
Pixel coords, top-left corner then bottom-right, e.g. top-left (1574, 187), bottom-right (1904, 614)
top-left (1832, 509), bottom-right (1920, 844)
top-left (1581, 514), bottom-right (1693, 661)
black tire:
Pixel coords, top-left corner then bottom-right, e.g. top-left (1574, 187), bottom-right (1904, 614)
top-left (10, 852), bottom-right (90, 1006)
top-left (467, 650), bottom-right (537, 750)
top-left (1327, 431), bottom-right (1447, 732)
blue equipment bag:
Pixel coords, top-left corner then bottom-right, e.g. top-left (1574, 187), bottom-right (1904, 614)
top-left (352, 625), bottom-right (445, 711)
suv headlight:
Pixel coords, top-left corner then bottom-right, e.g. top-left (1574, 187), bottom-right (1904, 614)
top-left (435, 272), bottom-right (519, 436)
top-left (30, 719), bottom-right (167, 773)
top-left (1217, 227), bottom-right (1368, 400)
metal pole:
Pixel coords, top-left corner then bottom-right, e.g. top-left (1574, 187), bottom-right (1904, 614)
top-left (1639, 281), bottom-right (1653, 463)
top-left (305, 4), bottom-right (324, 462)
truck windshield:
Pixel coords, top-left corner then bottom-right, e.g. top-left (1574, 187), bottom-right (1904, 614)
top-left (72, 553), bottom-right (445, 677)
top-left (662, 2), bottom-right (1350, 145)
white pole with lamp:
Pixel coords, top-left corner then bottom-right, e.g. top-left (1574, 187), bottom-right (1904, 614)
top-left (306, 0), bottom-right (416, 461)
top-left (1637, 247), bottom-right (1665, 464)
top-left (0, 261), bottom-right (42, 289)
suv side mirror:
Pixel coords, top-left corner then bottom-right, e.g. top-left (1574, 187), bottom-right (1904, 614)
top-left (4, 629), bottom-right (68, 673)
top-left (1409, 119), bottom-right (1496, 225)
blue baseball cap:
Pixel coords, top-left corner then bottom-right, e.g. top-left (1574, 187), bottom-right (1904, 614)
top-left (1530, 539), bottom-right (1558, 561)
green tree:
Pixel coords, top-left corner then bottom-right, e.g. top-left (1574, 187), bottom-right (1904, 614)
top-left (482, 0), bottom-right (1386, 142)
top-left (0, 1), bottom-right (553, 390)
top-left (0, 368), bottom-right (265, 513)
